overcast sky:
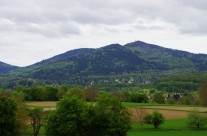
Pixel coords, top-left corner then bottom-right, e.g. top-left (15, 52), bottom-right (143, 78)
top-left (1, 0), bottom-right (207, 67)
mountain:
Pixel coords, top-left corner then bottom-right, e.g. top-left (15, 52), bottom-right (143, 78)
top-left (125, 41), bottom-right (207, 71)
top-left (0, 61), bottom-right (19, 74)
top-left (1, 41), bottom-right (207, 89)
top-left (35, 48), bottom-right (95, 65)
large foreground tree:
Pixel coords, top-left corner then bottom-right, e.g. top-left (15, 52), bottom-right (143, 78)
top-left (0, 97), bottom-right (17, 136)
top-left (45, 94), bottom-right (131, 136)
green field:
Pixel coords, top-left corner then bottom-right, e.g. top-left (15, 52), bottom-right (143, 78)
top-left (122, 102), bottom-right (201, 108)
top-left (128, 119), bottom-right (207, 136)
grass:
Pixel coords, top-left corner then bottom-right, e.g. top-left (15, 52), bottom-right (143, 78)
top-left (128, 129), bottom-right (207, 136)
top-left (22, 126), bottom-right (46, 136)
top-left (122, 102), bottom-right (202, 108)
top-left (128, 118), bottom-right (207, 136)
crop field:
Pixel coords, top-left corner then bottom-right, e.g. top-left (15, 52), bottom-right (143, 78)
top-left (129, 108), bottom-right (188, 120)
top-left (26, 101), bottom-right (57, 107)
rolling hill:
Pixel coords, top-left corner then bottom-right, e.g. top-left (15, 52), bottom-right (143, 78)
top-left (0, 61), bottom-right (19, 74)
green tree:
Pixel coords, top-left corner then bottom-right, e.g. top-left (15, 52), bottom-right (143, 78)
top-left (57, 86), bottom-right (67, 100)
top-left (187, 110), bottom-right (206, 128)
top-left (45, 94), bottom-right (131, 136)
top-left (153, 93), bottom-right (165, 104)
top-left (144, 110), bottom-right (165, 128)
top-left (199, 82), bottom-right (207, 106)
top-left (94, 93), bottom-right (131, 136)
top-left (44, 86), bottom-right (58, 101)
top-left (84, 85), bottom-right (99, 102)
top-left (45, 96), bottom-right (91, 136)
top-left (0, 97), bottom-right (17, 136)
top-left (28, 107), bottom-right (44, 136)
top-left (66, 87), bottom-right (85, 100)
top-left (12, 92), bottom-right (28, 134)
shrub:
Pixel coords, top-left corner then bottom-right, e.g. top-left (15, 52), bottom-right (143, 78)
top-left (144, 110), bottom-right (165, 128)
top-left (187, 110), bottom-right (206, 128)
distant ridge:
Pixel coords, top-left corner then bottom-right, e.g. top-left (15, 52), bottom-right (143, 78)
top-left (0, 40), bottom-right (207, 88)
top-left (0, 61), bottom-right (19, 74)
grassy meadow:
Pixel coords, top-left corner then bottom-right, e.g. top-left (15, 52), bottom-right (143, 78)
top-left (128, 118), bottom-right (207, 136)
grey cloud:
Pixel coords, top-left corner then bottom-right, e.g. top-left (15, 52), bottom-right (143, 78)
top-left (1, 0), bottom-right (207, 66)
top-left (0, 19), bottom-right (81, 37)
top-left (134, 24), bottom-right (165, 31)
top-left (180, 0), bottom-right (207, 10)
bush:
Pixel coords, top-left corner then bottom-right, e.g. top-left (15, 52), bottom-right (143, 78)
top-left (144, 110), bottom-right (165, 128)
top-left (153, 93), bottom-right (165, 104)
top-left (187, 110), bottom-right (206, 128)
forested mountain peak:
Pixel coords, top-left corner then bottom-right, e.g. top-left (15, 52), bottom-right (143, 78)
top-left (0, 40), bottom-right (207, 89)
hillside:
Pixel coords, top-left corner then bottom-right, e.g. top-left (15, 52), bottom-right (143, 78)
top-left (125, 41), bottom-right (207, 71)
top-left (0, 41), bottom-right (207, 89)
top-left (0, 61), bottom-right (19, 74)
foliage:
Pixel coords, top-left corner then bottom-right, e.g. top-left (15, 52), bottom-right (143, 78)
top-left (45, 94), bottom-right (131, 136)
top-left (199, 81), bottom-right (207, 106)
top-left (0, 97), bottom-right (17, 136)
top-left (28, 107), bottom-right (44, 136)
top-left (187, 110), bottom-right (206, 128)
top-left (44, 86), bottom-right (58, 101)
top-left (94, 93), bottom-right (131, 136)
top-left (66, 87), bottom-right (85, 100)
top-left (166, 98), bottom-right (175, 104)
top-left (153, 93), bottom-right (165, 104)
top-left (84, 85), bottom-right (99, 101)
top-left (144, 110), bottom-right (165, 128)
top-left (155, 73), bottom-right (207, 92)
top-left (12, 92), bottom-right (28, 134)
top-left (45, 96), bottom-right (93, 136)
top-left (56, 86), bottom-right (67, 99)
top-left (124, 91), bottom-right (148, 103)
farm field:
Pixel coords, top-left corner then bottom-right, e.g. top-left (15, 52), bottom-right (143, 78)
top-left (26, 101), bottom-right (207, 119)
top-left (26, 101), bottom-right (57, 107)
top-left (25, 101), bottom-right (207, 136)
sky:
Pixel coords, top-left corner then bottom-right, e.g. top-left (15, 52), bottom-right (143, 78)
top-left (1, 0), bottom-right (207, 67)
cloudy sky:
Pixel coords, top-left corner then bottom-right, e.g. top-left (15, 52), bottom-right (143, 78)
top-left (1, 0), bottom-right (207, 67)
